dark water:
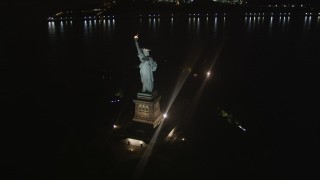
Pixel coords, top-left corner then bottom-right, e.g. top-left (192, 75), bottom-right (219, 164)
top-left (2, 4), bottom-right (319, 180)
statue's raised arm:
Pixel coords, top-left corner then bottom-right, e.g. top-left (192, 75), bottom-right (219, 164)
top-left (134, 35), bottom-right (144, 60)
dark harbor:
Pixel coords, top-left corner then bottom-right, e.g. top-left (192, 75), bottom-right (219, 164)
top-left (2, 1), bottom-right (319, 179)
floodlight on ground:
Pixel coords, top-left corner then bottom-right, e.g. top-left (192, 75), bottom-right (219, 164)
top-left (163, 113), bottom-right (167, 119)
top-left (238, 125), bottom-right (246, 132)
top-left (206, 71), bottom-right (211, 77)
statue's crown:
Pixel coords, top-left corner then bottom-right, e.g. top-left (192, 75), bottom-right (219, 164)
top-left (142, 48), bottom-right (151, 52)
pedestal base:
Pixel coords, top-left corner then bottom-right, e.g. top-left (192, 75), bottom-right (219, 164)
top-left (133, 91), bottom-right (163, 128)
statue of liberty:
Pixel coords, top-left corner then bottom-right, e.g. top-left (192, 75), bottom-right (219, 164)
top-left (134, 35), bottom-right (157, 93)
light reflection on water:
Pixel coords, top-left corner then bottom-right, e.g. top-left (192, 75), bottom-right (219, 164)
top-left (269, 16), bottom-right (273, 34)
top-left (213, 16), bottom-right (218, 39)
top-left (148, 18), bottom-right (152, 30)
top-left (223, 16), bottom-right (225, 29)
top-left (103, 19), bottom-right (106, 30)
top-left (196, 17), bottom-right (200, 35)
top-left (83, 18), bottom-right (115, 39)
top-left (206, 16), bottom-right (208, 28)
top-left (48, 13), bottom-right (320, 34)
top-left (84, 20), bottom-right (89, 37)
top-left (48, 21), bottom-right (56, 44)
top-left (48, 21), bottom-right (55, 35)
top-left (47, 14), bottom-right (320, 48)
top-left (304, 15), bottom-right (312, 31)
top-left (59, 21), bottom-right (64, 33)
top-left (170, 16), bottom-right (173, 28)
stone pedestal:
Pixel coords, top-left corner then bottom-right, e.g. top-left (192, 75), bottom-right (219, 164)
top-left (133, 91), bottom-right (163, 128)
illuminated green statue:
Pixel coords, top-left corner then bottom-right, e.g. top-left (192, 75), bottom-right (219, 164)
top-left (134, 35), bottom-right (157, 93)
